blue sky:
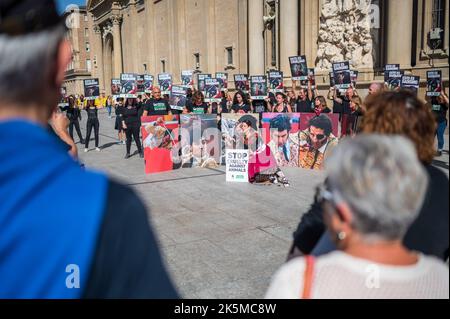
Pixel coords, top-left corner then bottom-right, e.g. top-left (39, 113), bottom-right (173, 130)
top-left (56, 0), bottom-right (86, 13)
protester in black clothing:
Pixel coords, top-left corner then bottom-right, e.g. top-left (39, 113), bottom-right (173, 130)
top-left (329, 86), bottom-right (357, 117)
top-left (114, 98), bottom-right (126, 145)
top-left (231, 91), bottom-right (252, 113)
top-left (122, 98), bottom-right (144, 159)
top-left (288, 91), bottom-right (449, 262)
top-left (186, 91), bottom-right (209, 114)
top-left (269, 92), bottom-right (292, 113)
top-left (64, 95), bottom-right (84, 144)
top-left (252, 99), bottom-right (269, 113)
top-left (428, 92), bottom-right (449, 156)
top-left (84, 99), bottom-right (100, 152)
top-left (143, 87), bottom-right (172, 116)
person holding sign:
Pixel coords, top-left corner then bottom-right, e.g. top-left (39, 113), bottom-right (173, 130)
top-left (186, 91), bottom-right (209, 114)
top-left (427, 90), bottom-right (449, 157)
top-left (122, 98), bottom-right (144, 159)
top-left (84, 99), bottom-right (101, 152)
top-left (143, 87), bottom-right (171, 116)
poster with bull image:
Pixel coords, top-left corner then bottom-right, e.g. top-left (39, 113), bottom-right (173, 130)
top-left (179, 114), bottom-right (220, 168)
top-left (332, 61), bottom-right (351, 92)
top-left (197, 73), bottom-right (211, 93)
top-left (384, 64), bottom-right (400, 83)
top-left (111, 79), bottom-right (121, 99)
top-left (385, 70), bottom-right (404, 90)
top-left (250, 76), bottom-right (268, 100)
top-left (234, 74), bottom-right (249, 93)
top-left (300, 69), bottom-right (315, 90)
top-left (427, 70), bottom-right (442, 97)
top-left (158, 73), bottom-right (172, 95)
top-left (141, 115), bottom-right (180, 174)
top-left (181, 70), bottom-right (194, 89)
top-left (144, 74), bottom-right (154, 93)
top-left (289, 55), bottom-right (308, 81)
top-left (401, 75), bottom-right (420, 95)
top-left (120, 73), bottom-right (138, 98)
top-left (204, 78), bottom-right (222, 103)
top-left (83, 78), bottom-right (100, 100)
top-left (268, 71), bottom-right (284, 93)
top-left (169, 85), bottom-right (187, 112)
top-left (216, 72), bottom-right (228, 91)
top-left (350, 70), bottom-right (359, 88)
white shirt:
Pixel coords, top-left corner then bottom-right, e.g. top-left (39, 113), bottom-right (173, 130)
top-left (266, 251), bottom-right (449, 299)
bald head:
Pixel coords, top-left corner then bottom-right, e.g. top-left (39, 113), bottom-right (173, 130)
top-left (369, 82), bottom-right (383, 95)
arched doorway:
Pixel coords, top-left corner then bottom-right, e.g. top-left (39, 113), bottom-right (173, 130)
top-left (103, 33), bottom-right (115, 95)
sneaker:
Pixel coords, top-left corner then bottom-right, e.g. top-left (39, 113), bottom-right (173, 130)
top-left (124, 153), bottom-right (131, 159)
top-left (80, 139), bottom-right (85, 144)
top-left (96, 147), bottom-right (101, 152)
top-left (84, 148), bottom-right (88, 153)
top-left (139, 152), bottom-right (144, 159)
top-left (122, 141), bottom-right (126, 145)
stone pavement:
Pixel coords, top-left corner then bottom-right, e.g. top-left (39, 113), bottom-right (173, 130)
top-left (77, 108), bottom-right (448, 298)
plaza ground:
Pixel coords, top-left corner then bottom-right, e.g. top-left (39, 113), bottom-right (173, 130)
top-left (78, 109), bottom-right (449, 298)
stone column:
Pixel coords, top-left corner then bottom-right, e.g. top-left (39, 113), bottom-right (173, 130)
top-left (387, 0), bottom-right (413, 69)
top-left (111, 15), bottom-right (123, 77)
top-left (280, 0), bottom-right (298, 78)
top-left (93, 25), bottom-right (105, 92)
top-left (248, 0), bottom-right (265, 75)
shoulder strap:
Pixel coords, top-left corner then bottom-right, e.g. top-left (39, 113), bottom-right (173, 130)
top-left (302, 255), bottom-right (315, 299)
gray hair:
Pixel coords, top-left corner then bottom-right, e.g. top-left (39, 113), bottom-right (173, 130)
top-left (325, 134), bottom-right (429, 241)
top-left (0, 25), bottom-right (66, 106)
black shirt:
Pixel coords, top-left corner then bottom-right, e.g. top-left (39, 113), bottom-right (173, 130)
top-left (122, 104), bottom-right (142, 126)
top-left (145, 98), bottom-right (171, 116)
top-left (187, 102), bottom-right (209, 114)
top-left (86, 107), bottom-right (98, 120)
top-left (253, 100), bottom-right (268, 113)
top-left (231, 103), bottom-right (251, 113)
top-left (333, 96), bottom-right (352, 115)
top-left (296, 99), bottom-right (313, 113)
top-left (83, 180), bottom-right (179, 298)
top-left (431, 102), bottom-right (449, 123)
top-left (220, 98), bottom-right (229, 113)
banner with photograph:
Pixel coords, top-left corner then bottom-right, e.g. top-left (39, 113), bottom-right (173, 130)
top-left (221, 113), bottom-right (259, 152)
top-left (120, 73), bottom-right (138, 98)
top-left (385, 70), bottom-right (404, 90)
top-left (427, 70), bottom-right (442, 97)
top-left (179, 114), bottom-right (220, 168)
top-left (141, 115), bottom-right (180, 174)
top-left (289, 55), bottom-right (308, 81)
top-left (204, 78), bottom-right (222, 103)
top-left (401, 75), bottom-right (420, 94)
top-left (300, 69), bottom-right (315, 89)
top-left (169, 85), bottom-right (187, 112)
top-left (384, 64), bottom-right (400, 83)
top-left (268, 71), bottom-right (284, 93)
top-left (350, 70), bottom-right (359, 88)
top-left (332, 61), bottom-right (351, 92)
top-left (197, 74), bottom-right (211, 93)
top-left (234, 74), bottom-right (249, 93)
top-left (226, 149), bottom-right (249, 183)
top-left (111, 79), bottom-right (121, 99)
top-left (58, 86), bottom-right (68, 108)
top-left (250, 76), bottom-right (268, 100)
top-left (216, 72), bottom-right (228, 91)
top-left (181, 70), bottom-right (194, 89)
top-left (158, 73), bottom-right (172, 95)
top-left (144, 74), bottom-right (154, 93)
top-left (84, 78), bottom-right (100, 100)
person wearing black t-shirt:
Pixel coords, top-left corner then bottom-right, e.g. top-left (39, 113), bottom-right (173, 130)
top-left (429, 92), bottom-right (449, 156)
top-left (231, 91), bottom-right (252, 113)
top-left (185, 91), bottom-right (209, 114)
top-left (84, 99), bottom-right (100, 152)
top-left (66, 95), bottom-right (84, 144)
top-left (329, 86), bottom-right (357, 118)
top-left (122, 98), bottom-right (144, 159)
top-left (269, 92), bottom-right (292, 113)
top-left (142, 87), bottom-right (172, 116)
top-left (251, 98), bottom-right (269, 114)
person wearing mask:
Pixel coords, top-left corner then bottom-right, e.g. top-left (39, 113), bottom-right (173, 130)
top-left (267, 135), bottom-right (449, 299)
top-left (114, 98), bottom-right (126, 145)
top-left (312, 96), bottom-right (331, 116)
top-left (231, 91), bottom-right (252, 114)
top-left (269, 92), bottom-right (292, 113)
top-left (143, 87), bottom-right (172, 116)
top-left (186, 91), bottom-right (209, 114)
top-left (66, 95), bottom-right (84, 144)
top-left (289, 90), bottom-right (449, 262)
top-left (0, 0), bottom-right (178, 298)
top-left (84, 99), bottom-right (101, 152)
top-left (122, 98), bottom-right (144, 159)
top-left (428, 90), bottom-right (449, 157)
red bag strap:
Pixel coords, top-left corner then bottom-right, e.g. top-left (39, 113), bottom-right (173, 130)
top-left (302, 255), bottom-right (315, 299)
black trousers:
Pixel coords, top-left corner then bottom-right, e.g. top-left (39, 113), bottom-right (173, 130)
top-left (69, 119), bottom-right (83, 142)
top-left (85, 118), bottom-right (100, 148)
top-left (125, 124), bottom-right (142, 154)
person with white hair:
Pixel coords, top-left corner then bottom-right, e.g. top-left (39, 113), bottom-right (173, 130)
top-left (266, 135), bottom-right (449, 299)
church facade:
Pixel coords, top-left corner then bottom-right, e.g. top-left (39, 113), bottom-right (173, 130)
top-left (64, 0), bottom-right (449, 97)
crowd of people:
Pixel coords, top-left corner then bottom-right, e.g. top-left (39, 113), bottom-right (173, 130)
top-left (1, 0), bottom-right (448, 300)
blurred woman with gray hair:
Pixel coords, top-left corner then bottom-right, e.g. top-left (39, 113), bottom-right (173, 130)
top-left (266, 135), bottom-right (449, 299)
